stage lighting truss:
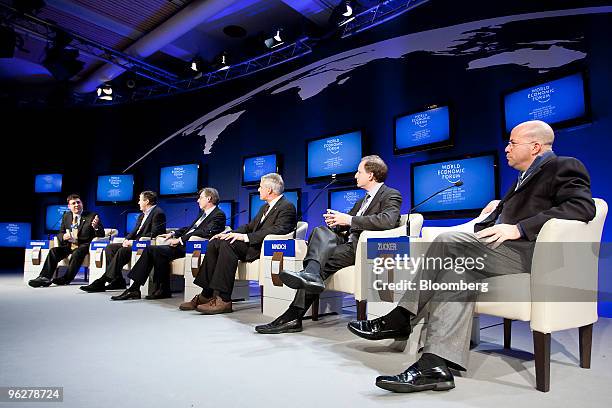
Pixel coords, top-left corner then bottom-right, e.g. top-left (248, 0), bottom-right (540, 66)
top-left (340, 0), bottom-right (432, 37)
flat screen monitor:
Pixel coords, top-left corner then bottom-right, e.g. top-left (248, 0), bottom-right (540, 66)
top-left (328, 187), bottom-right (367, 214)
top-left (306, 130), bottom-right (363, 183)
top-left (394, 105), bottom-right (453, 154)
top-left (0, 222), bottom-right (31, 247)
top-left (35, 174), bottom-right (62, 193)
top-left (45, 205), bottom-right (68, 232)
top-left (218, 201), bottom-right (234, 228)
top-left (96, 174), bottom-right (134, 203)
top-left (249, 189), bottom-right (301, 221)
top-left (125, 212), bottom-right (141, 235)
top-left (503, 71), bottom-right (590, 136)
top-left (242, 153), bottom-right (279, 186)
top-left (411, 152), bottom-right (499, 218)
top-left (159, 163), bottom-right (199, 196)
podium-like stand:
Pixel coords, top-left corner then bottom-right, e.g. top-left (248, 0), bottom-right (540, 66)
top-left (88, 241), bottom-right (110, 283)
top-left (130, 239), bottom-right (154, 296)
top-left (261, 239), bottom-right (344, 318)
top-left (23, 240), bottom-right (52, 282)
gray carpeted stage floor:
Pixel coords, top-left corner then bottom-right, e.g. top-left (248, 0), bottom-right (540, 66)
top-left (1, 273), bottom-right (611, 408)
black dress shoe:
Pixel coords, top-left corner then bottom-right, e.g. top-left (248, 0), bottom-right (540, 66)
top-left (28, 276), bottom-right (52, 288)
top-left (279, 270), bottom-right (325, 294)
top-left (110, 289), bottom-right (141, 301)
top-left (347, 316), bottom-right (411, 341)
top-left (80, 278), bottom-right (107, 292)
top-left (52, 277), bottom-right (70, 286)
top-left (255, 316), bottom-right (303, 334)
top-left (145, 289), bottom-right (172, 300)
top-left (375, 360), bottom-right (455, 393)
top-left (105, 278), bottom-right (126, 291)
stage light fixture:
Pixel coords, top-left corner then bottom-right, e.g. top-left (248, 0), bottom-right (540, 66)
top-left (96, 84), bottom-right (113, 101)
top-left (331, 0), bottom-right (356, 27)
top-left (264, 29), bottom-right (284, 49)
top-left (212, 52), bottom-right (229, 71)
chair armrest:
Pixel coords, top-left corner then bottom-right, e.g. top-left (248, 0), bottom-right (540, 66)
top-left (187, 236), bottom-right (208, 242)
top-left (420, 212), bottom-right (491, 241)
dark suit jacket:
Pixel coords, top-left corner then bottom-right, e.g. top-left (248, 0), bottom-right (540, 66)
top-left (336, 184), bottom-right (403, 242)
top-left (474, 153), bottom-right (596, 241)
top-left (57, 211), bottom-right (105, 246)
top-left (126, 206), bottom-right (167, 240)
top-left (174, 206), bottom-right (227, 244)
top-left (233, 196), bottom-right (297, 261)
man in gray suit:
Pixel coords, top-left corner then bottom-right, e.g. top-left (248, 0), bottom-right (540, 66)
top-left (256, 155), bottom-right (403, 334)
top-left (348, 120), bottom-right (596, 393)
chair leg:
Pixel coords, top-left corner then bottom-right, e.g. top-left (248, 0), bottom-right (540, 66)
top-left (260, 285), bottom-right (264, 313)
top-left (503, 318), bottom-right (512, 349)
top-left (533, 331), bottom-right (551, 392)
top-left (311, 296), bottom-right (319, 321)
top-left (579, 323), bottom-right (593, 369)
top-left (356, 300), bottom-right (367, 320)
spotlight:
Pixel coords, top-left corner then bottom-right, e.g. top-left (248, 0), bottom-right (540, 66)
top-left (331, 0), bottom-right (356, 27)
top-left (264, 29), bottom-right (284, 49)
top-left (96, 84), bottom-right (113, 101)
top-left (212, 52), bottom-right (229, 71)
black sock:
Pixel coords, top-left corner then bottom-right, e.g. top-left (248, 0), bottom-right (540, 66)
top-left (128, 282), bottom-right (140, 291)
top-left (201, 288), bottom-right (214, 298)
top-left (218, 291), bottom-right (232, 302)
top-left (280, 306), bottom-right (302, 321)
top-left (383, 306), bottom-right (413, 327)
top-left (419, 353), bottom-right (448, 369)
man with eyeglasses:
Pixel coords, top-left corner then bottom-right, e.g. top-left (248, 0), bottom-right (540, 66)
top-left (348, 120), bottom-right (596, 394)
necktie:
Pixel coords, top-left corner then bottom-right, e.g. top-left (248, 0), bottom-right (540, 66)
top-left (187, 213), bottom-right (207, 234)
top-left (356, 194), bottom-right (371, 216)
top-left (515, 173), bottom-right (526, 191)
top-left (136, 214), bottom-right (145, 234)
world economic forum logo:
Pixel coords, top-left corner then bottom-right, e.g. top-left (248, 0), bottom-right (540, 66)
top-left (344, 191), bottom-right (361, 205)
top-left (324, 138), bottom-right (343, 155)
top-left (528, 85), bottom-right (555, 103)
top-left (254, 157), bottom-right (266, 167)
top-left (108, 176), bottom-right (122, 187)
top-left (438, 163), bottom-right (465, 183)
top-left (6, 223), bottom-right (19, 235)
top-left (412, 113), bottom-right (431, 128)
top-left (172, 167), bottom-right (186, 179)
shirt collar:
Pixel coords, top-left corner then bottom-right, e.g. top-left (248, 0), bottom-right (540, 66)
top-left (364, 182), bottom-right (383, 199)
top-left (143, 205), bottom-right (156, 216)
top-left (266, 194), bottom-right (283, 210)
top-left (204, 205), bottom-right (216, 218)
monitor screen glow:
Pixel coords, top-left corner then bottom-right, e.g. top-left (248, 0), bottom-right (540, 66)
top-left (249, 190), bottom-right (300, 221)
top-left (394, 106), bottom-right (452, 154)
top-left (503, 72), bottom-right (588, 134)
top-left (160, 164), bottom-right (199, 196)
top-left (306, 130), bottom-right (362, 182)
top-left (218, 201), bottom-right (234, 227)
top-left (328, 188), bottom-right (366, 214)
top-left (0, 222), bottom-right (31, 247)
top-left (96, 174), bottom-right (134, 202)
top-left (243, 154), bottom-right (278, 185)
top-left (35, 174), bottom-right (62, 193)
top-left (125, 212), bottom-right (141, 235)
top-left (45, 205), bottom-right (68, 232)
top-left (411, 153), bottom-right (498, 217)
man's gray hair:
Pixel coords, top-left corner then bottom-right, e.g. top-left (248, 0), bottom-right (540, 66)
top-left (198, 187), bottom-right (220, 205)
top-left (261, 173), bottom-right (285, 195)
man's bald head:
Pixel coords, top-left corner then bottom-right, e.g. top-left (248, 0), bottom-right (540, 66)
top-left (512, 120), bottom-right (555, 150)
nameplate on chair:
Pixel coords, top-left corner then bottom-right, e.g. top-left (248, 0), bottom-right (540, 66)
top-left (27, 241), bottom-right (49, 249)
top-left (186, 241), bottom-right (208, 254)
top-left (366, 237), bottom-right (410, 259)
top-left (132, 241), bottom-right (151, 250)
top-left (270, 252), bottom-right (284, 287)
top-left (90, 242), bottom-right (109, 250)
top-left (264, 240), bottom-right (295, 257)
top-left (31, 246), bottom-right (42, 265)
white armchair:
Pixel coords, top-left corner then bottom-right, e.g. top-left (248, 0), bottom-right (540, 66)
top-left (419, 198), bottom-right (608, 392)
top-left (56, 228), bottom-right (118, 279)
top-left (319, 213), bottom-right (424, 320)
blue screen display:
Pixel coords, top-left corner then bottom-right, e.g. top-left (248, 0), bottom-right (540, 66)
top-left (35, 174), bottom-right (62, 193)
top-left (249, 191), bottom-right (299, 221)
top-left (0, 223), bottom-right (31, 247)
top-left (243, 154), bottom-right (278, 184)
top-left (97, 174), bottom-right (134, 202)
top-left (307, 131), bottom-right (362, 180)
top-left (412, 155), bottom-right (496, 214)
top-left (126, 212), bottom-right (141, 234)
top-left (160, 164), bottom-right (199, 195)
top-left (504, 72), bottom-right (587, 133)
top-left (329, 188), bottom-right (367, 214)
top-left (395, 106), bottom-right (450, 152)
top-left (218, 202), bottom-right (233, 227)
top-left (46, 205), bottom-right (68, 231)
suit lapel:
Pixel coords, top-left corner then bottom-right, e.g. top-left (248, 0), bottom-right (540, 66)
top-left (503, 153), bottom-right (556, 200)
top-left (361, 185), bottom-right (385, 216)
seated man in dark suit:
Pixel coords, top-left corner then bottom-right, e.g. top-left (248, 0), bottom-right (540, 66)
top-left (111, 187), bottom-right (226, 301)
top-left (80, 190), bottom-right (167, 293)
top-left (179, 173), bottom-right (297, 315)
top-left (255, 155), bottom-right (402, 334)
top-left (348, 120), bottom-right (596, 393)
top-left (29, 193), bottom-right (105, 287)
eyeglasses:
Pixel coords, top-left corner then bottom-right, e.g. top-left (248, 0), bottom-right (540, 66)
top-left (506, 140), bottom-right (538, 148)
